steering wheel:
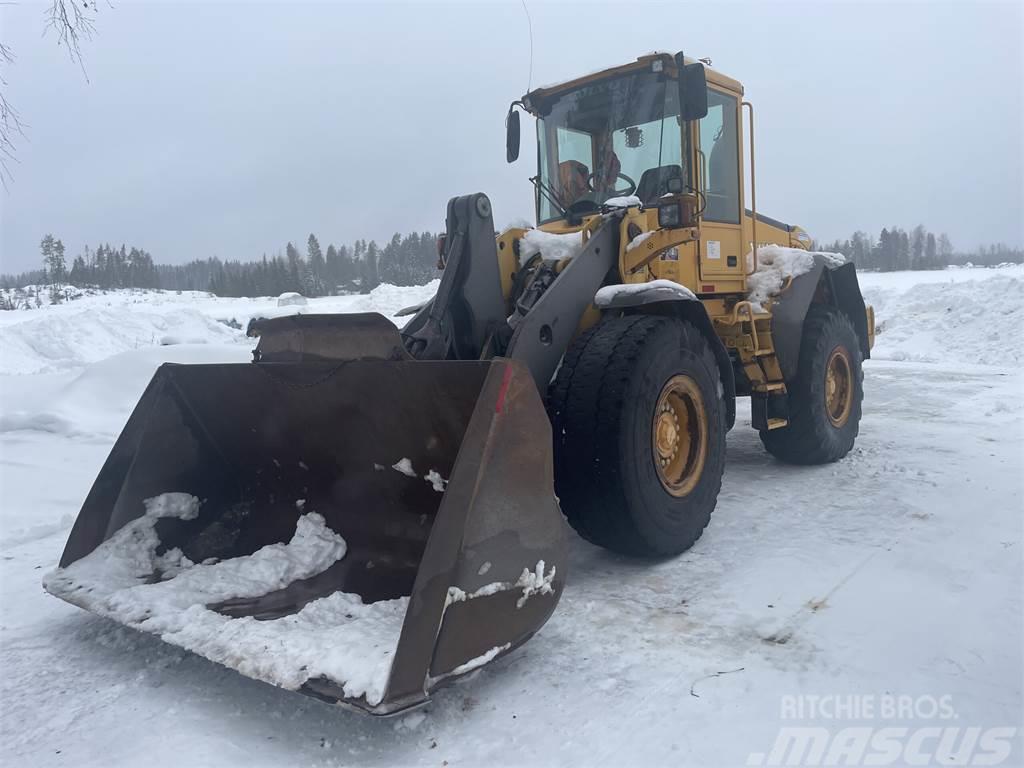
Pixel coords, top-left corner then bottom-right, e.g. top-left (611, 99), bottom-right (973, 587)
top-left (586, 171), bottom-right (637, 197)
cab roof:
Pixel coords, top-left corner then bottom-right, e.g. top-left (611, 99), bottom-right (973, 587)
top-left (521, 52), bottom-right (743, 117)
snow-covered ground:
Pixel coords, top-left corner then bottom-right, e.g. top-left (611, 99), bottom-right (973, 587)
top-left (0, 267), bottom-right (1021, 767)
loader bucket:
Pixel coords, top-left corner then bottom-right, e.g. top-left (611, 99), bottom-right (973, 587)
top-left (44, 349), bottom-right (566, 715)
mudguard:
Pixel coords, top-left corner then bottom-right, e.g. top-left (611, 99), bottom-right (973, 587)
top-left (770, 256), bottom-right (871, 381)
top-left (595, 283), bottom-right (737, 431)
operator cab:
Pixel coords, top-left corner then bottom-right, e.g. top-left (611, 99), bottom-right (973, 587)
top-left (532, 68), bottom-right (686, 221)
top-left (509, 52), bottom-right (751, 282)
top-left (511, 52), bottom-right (714, 225)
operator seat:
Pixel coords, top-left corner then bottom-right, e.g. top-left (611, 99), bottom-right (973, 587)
top-left (636, 165), bottom-right (683, 205)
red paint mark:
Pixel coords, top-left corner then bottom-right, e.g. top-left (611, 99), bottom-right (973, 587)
top-left (701, 284), bottom-right (715, 293)
top-left (494, 365), bottom-right (514, 413)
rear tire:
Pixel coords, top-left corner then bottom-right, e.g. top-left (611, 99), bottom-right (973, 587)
top-left (760, 305), bottom-right (863, 464)
top-left (548, 315), bottom-right (726, 557)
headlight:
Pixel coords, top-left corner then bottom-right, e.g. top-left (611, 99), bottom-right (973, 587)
top-left (658, 202), bottom-right (683, 229)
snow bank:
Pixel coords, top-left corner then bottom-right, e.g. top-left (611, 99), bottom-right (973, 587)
top-left (0, 305), bottom-right (244, 375)
top-left (863, 273), bottom-right (1023, 366)
top-left (0, 282), bottom-right (440, 377)
top-left (518, 229), bottom-right (584, 264)
top-left (0, 344), bottom-right (252, 438)
top-left (276, 292), bottom-right (307, 307)
top-left (44, 496), bottom-right (408, 706)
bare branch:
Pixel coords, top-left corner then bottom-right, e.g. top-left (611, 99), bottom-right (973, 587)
top-left (0, 42), bottom-right (25, 190)
top-left (45, 0), bottom-right (99, 80)
top-left (0, 2), bottom-right (103, 188)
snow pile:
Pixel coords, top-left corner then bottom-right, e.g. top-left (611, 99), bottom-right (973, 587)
top-left (0, 305), bottom-right (244, 375)
top-left (276, 292), bottom-right (307, 307)
top-left (518, 229), bottom-right (584, 264)
top-left (862, 272), bottom-right (1024, 366)
top-left (213, 281), bottom-right (440, 330)
top-left (0, 282), bottom-right (440, 376)
top-left (746, 245), bottom-right (844, 310)
top-left (44, 494), bottom-right (411, 706)
top-left (0, 344), bottom-right (252, 438)
top-left (746, 246), bottom-right (814, 309)
top-left (594, 279), bottom-right (696, 307)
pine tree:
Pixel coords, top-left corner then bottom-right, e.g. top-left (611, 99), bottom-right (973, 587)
top-left (362, 241), bottom-right (380, 292)
top-left (40, 234), bottom-right (55, 284)
top-left (937, 234), bottom-right (954, 263)
top-left (40, 235), bottom-right (68, 302)
top-left (285, 241), bottom-right (302, 293)
top-left (307, 234), bottom-right (326, 296)
top-left (925, 232), bottom-right (938, 269)
top-left (910, 225), bottom-right (926, 270)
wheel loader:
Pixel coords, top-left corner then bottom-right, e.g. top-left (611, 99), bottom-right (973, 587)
top-left (44, 52), bottom-right (874, 715)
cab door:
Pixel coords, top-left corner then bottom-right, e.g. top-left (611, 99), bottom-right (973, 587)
top-left (696, 87), bottom-right (745, 283)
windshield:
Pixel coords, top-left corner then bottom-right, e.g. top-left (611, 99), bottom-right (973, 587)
top-left (535, 70), bottom-right (689, 223)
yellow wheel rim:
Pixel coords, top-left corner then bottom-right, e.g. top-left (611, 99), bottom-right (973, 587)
top-left (652, 374), bottom-right (708, 497)
top-left (825, 346), bottom-right (854, 428)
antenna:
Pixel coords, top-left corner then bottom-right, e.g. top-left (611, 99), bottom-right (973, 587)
top-left (521, 0), bottom-right (534, 93)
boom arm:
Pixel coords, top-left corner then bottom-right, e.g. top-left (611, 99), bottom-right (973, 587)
top-left (403, 193), bottom-right (621, 392)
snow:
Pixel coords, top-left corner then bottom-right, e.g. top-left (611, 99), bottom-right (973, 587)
top-left (626, 230), bottom-right (656, 252)
top-left (445, 561), bottom-right (556, 610)
top-left (594, 278), bottom-right (697, 307)
top-left (276, 292), bottom-right (307, 307)
top-left (604, 195), bottom-right (642, 208)
top-left (860, 267), bottom-right (1023, 366)
top-left (391, 458), bottom-right (417, 477)
top-left (423, 469), bottom-right (447, 493)
top-left (745, 245), bottom-right (847, 311)
top-left (745, 245), bottom-right (817, 310)
top-left (447, 643), bottom-right (511, 676)
top-left (0, 268), bottom-right (1022, 766)
top-left (503, 217), bottom-right (534, 231)
top-left (44, 501), bottom-right (408, 706)
top-left (512, 560), bottom-right (557, 609)
top-left (0, 282), bottom-right (439, 376)
top-left (518, 229), bottom-right (584, 265)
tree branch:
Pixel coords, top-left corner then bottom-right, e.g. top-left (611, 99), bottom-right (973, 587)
top-left (45, 0), bottom-right (99, 80)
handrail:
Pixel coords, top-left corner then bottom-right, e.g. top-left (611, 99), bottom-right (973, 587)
top-left (742, 100), bottom-right (757, 277)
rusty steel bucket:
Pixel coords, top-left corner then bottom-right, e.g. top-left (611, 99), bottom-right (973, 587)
top-left (44, 314), bottom-right (566, 715)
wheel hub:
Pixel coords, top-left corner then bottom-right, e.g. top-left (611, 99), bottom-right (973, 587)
top-left (652, 374), bottom-right (708, 497)
top-left (825, 346), bottom-right (853, 427)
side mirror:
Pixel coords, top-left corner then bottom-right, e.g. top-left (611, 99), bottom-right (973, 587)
top-left (506, 107), bottom-right (521, 163)
top-left (674, 52), bottom-right (708, 121)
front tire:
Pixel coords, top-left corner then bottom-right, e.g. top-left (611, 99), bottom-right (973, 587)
top-left (760, 305), bottom-right (863, 464)
top-left (548, 315), bottom-right (726, 557)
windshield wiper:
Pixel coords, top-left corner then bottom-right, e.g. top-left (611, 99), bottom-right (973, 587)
top-left (529, 175), bottom-right (569, 219)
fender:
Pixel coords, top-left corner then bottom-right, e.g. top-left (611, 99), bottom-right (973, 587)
top-left (596, 281), bottom-right (737, 431)
top-left (771, 256), bottom-right (872, 381)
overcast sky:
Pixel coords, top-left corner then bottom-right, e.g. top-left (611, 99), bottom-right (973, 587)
top-left (1, 0), bottom-right (1021, 273)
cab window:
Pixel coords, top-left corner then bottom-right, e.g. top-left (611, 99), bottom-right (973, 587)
top-left (699, 89), bottom-right (740, 224)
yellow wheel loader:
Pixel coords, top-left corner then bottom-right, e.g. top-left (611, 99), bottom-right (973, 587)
top-left (45, 52), bottom-right (874, 715)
